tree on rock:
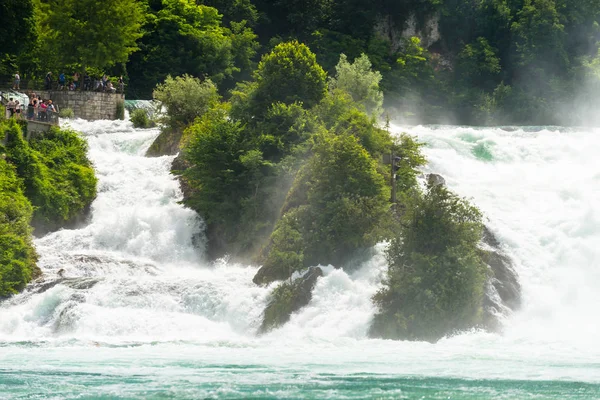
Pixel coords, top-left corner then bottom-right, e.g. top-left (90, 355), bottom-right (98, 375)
top-left (371, 182), bottom-right (487, 342)
top-left (250, 41), bottom-right (327, 113)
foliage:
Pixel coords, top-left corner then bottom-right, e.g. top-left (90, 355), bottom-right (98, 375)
top-left (0, 158), bottom-right (38, 298)
top-left (456, 37), bottom-right (502, 89)
top-left (153, 75), bottom-right (220, 130)
top-left (38, 0), bottom-right (145, 74)
top-left (59, 108), bottom-right (74, 119)
top-left (126, 0), bottom-right (259, 98)
top-left (0, 0), bottom-right (36, 56)
top-left (258, 131), bottom-right (390, 283)
top-left (130, 108), bottom-right (154, 128)
top-left (116, 100), bottom-right (125, 120)
top-left (249, 41), bottom-right (327, 115)
top-left (371, 183), bottom-right (487, 342)
top-left (393, 133), bottom-right (427, 194)
top-left (2, 120), bottom-right (97, 230)
top-left (329, 53), bottom-right (384, 117)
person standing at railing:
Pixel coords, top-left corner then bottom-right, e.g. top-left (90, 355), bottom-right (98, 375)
top-left (73, 72), bottom-right (80, 90)
top-left (59, 72), bottom-right (66, 90)
top-left (6, 98), bottom-right (15, 118)
top-left (47, 100), bottom-right (57, 123)
top-left (40, 99), bottom-right (48, 122)
top-left (13, 72), bottom-right (20, 90)
top-left (45, 72), bottom-right (53, 90)
top-left (27, 98), bottom-right (35, 120)
top-left (14, 101), bottom-right (21, 119)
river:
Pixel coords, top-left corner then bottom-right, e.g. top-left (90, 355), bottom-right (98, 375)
top-left (0, 119), bottom-right (598, 399)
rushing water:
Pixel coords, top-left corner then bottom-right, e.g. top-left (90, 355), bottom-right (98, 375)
top-left (1, 120), bottom-right (599, 399)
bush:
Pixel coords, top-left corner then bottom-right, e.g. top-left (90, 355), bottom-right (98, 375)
top-left (329, 53), bottom-right (384, 117)
top-left (115, 100), bottom-right (125, 120)
top-left (59, 107), bottom-right (74, 119)
top-left (2, 120), bottom-right (97, 230)
top-left (371, 183), bottom-right (487, 342)
top-left (153, 75), bottom-right (220, 130)
top-left (256, 131), bottom-right (390, 284)
top-left (0, 158), bottom-right (38, 298)
top-left (233, 41), bottom-right (327, 119)
top-left (130, 108), bottom-right (153, 128)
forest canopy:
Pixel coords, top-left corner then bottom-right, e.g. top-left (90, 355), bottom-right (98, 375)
top-left (3, 0), bottom-right (600, 124)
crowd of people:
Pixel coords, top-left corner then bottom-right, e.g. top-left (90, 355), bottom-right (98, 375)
top-left (44, 71), bottom-right (124, 93)
top-left (5, 94), bottom-right (59, 124)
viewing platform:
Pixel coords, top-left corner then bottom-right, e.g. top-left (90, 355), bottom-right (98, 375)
top-left (1, 88), bottom-right (124, 121)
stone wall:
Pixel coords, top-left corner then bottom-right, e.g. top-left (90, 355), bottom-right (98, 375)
top-left (35, 90), bottom-right (123, 120)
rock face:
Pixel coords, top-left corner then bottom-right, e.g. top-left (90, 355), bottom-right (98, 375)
top-left (375, 12), bottom-right (440, 52)
top-left (480, 226), bottom-right (522, 331)
top-left (146, 127), bottom-right (183, 157)
top-left (427, 173), bottom-right (446, 187)
top-left (259, 267), bottom-right (323, 334)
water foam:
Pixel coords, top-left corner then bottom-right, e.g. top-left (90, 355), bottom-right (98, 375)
top-left (1, 121), bottom-right (599, 389)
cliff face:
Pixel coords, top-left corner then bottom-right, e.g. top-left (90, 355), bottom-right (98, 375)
top-left (374, 12), bottom-right (441, 52)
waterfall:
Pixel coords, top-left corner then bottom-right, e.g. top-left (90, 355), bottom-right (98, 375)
top-left (0, 121), bottom-right (598, 399)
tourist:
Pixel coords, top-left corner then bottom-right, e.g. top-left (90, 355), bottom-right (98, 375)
top-left (83, 74), bottom-right (91, 91)
top-left (59, 72), bottom-right (66, 90)
top-left (40, 100), bottom-right (48, 122)
top-left (27, 99), bottom-right (35, 120)
top-left (14, 101), bottom-right (21, 119)
top-left (106, 81), bottom-right (116, 93)
top-left (73, 72), bottom-right (80, 89)
top-left (47, 100), bottom-right (57, 123)
top-left (45, 72), bottom-right (53, 90)
top-left (101, 74), bottom-right (108, 91)
top-left (6, 98), bottom-right (15, 118)
top-left (69, 82), bottom-right (75, 91)
top-left (117, 76), bottom-right (124, 93)
top-left (13, 72), bottom-right (20, 90)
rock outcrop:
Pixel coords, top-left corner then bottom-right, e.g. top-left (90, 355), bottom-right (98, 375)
top-left (259, 266), bottom-right (323, 334)
top-left (480, 226), bottom-right (522, 331)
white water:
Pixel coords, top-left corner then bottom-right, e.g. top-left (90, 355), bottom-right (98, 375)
top-left (1, 121), bottom-right (599, 394)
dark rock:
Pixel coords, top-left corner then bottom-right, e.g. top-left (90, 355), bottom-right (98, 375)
top-left (259, 266), bottom-right (323, 333)
top-left (252, 261), bottom-right (291, 286)
top-left (427, 173), bottom-right (446, 187)
top-left (146, 127), bottom-right (183, 157)
top-left (480, 226), bottom-right (522, 331)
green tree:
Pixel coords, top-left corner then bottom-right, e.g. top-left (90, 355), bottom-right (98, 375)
top-left (511, 0), bottom-right (567, 72)
top-left (371, 182), bottom-right (486, 342)
top-left (127, 0), bottom-right (258, 98)
top-left (456, 37), bottom-right (502, 89)
top-left (0, 0), bottom-right (35, 56)
top-left (329, 53), bottom-right (384, 117)
top-left (250, 41), bottom-right (327, 114)
top-left (40, 0), bottom-right (145, 75)
top-left (153, 75), bottom-right (221, 130)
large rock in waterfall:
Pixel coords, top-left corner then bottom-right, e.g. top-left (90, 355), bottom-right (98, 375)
top-left (259, 267), bottom-right (323, 334)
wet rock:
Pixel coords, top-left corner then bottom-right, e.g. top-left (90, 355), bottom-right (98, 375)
top-left (481, 226), bottom-right (522, 331)
top-left (259, 267), bottom-right (323, 334)
top-left (427, 173), bottom-right (446, 187)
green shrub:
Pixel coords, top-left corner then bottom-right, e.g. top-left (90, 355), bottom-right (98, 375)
top-left (115, 100), bottom-right (125, 120)
top-left (153, 75), bottom-right (220, 130)
top-left (329, 53), bottom-right (384, 117)
top-left (2, 120), bottom-right (97, 230)
top-left (130, 108), bottom-right (152, 128)
top-left (371, 183), bottom-right (487, 342)
top-left (0, 158), bottom-right (38, 298)
top-left (59, 107), bottom-right (75, 119)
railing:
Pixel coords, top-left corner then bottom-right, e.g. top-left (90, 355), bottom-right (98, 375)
top-left (4, 78), bottom-right (125, 94)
